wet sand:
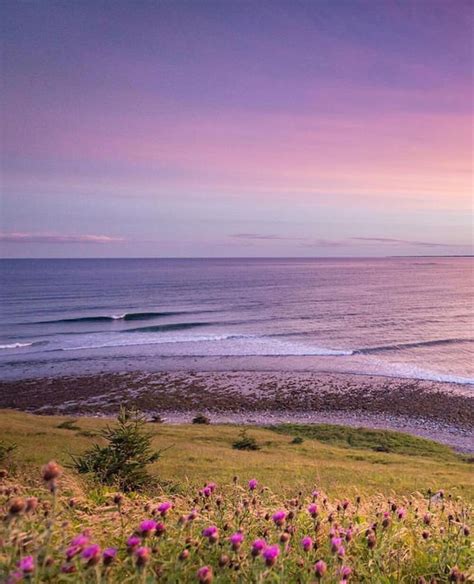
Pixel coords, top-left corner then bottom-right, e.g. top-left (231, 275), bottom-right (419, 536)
top-left (0, 371), bottom-right (472, 452)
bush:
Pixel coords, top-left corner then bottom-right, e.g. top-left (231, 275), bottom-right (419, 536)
top-left (71, 407), bottom-right (161, 491)
top-left (0, 440), bottom-right (16, 468)
top-left (232, 429), bottom-right (260, 451)
top-left (291, 436), bottom-right (304, 444)
top-left (192, 413), bottom-right (210, 425)
top-left (56, 419), bottom-right (80, 430)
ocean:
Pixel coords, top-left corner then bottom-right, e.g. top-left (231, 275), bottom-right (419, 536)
top-left (0, 258), bottom-right (472, 384)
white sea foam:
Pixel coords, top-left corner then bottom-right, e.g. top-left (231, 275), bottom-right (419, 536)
top-left (0, 342), bottom-right (34, 350)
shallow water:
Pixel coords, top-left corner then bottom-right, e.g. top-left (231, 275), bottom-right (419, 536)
top-left (0, 257), bottom-right (472, 383)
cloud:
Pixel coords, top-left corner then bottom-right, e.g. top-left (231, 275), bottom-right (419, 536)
top-left (230, 233), bottom-right (468, 249)
top-left (0, 232), bottom-right (125, 244)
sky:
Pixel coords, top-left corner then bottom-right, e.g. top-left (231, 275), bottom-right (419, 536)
top-left (1, 0), bottom-right (473, 258)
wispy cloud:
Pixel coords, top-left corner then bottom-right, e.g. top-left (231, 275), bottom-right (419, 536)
top-left (230, 233), bottom-right (468, 249)
top-left (0, 232), bottom-right (125, 244)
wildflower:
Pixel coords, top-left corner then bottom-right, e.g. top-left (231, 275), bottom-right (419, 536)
top-left (82, 544), bottom-right (101, 566)
top-left (308, 503), bottom-right (319, 517)
top-left (314, 560), bottom-right (327, 578)
top-left (102, 548), bottom-right (117, 566)
top-left (449, 567), bottom-right (465, 582)
top-left (422, 530), bottom-right (430, 540)
top-left (229, 532), bottom-right (244, 550)
top-left (251, 538), bottom-right (266, 557)
top-left (382, 512), bottom-right (391, 528)
top-left (340, 565), bottom-right (352, 578)
top-left (71, 533), bottom-right (90, 548)
top-left (41, 461), bottom-right (61, 482)
top-left (60, 563), bottom-right (76, 574)
top-left (263, 545), bottom-right (280, 567)
top-left (8, 498), bottom-right (26, 516)
top-left (248, 479), bottom-right (258, 490)
top-left (367, 532), bottom-right (377, 549)
top-left (126, 535), bottom-right (141, 552)
top-left (6, 571), bottom-right (22, 584)
top-left (342, 499), bottom-right (350, 510)
top-left (18, 556), bottom-right (35, 574)
top-left (134, 546), bottom-right (150, 567)
top-left (138, 519), bottom-right (157, 536)
top-left (312, 490), bottom-right (320, 499)
top-left (423, 513), bottom-right (431, 525)
top-left (301, 536), bottom-right (313, 552)
top-left (157, 501), bottom-right (172, 516)
top-left (202, 525), bottom-right (219, 543)
top-left (113, 493), bottom-right (123, 506)
top-left (197, 566), bottom-right (213, 583)
top-left (201, 487), bottom-right (212, 498)
top-left (330, 536), bottom-right (343, 553)
top-left (218, 554), bottom-right (229, 567)
top-left (206, 482), bottom-right (217, 493)
top-left (397, 507), bottom-right (406, 520)
top-left (188, 509), bottom-right (198, 521)
top-left (272, 510), bottom-right (287, 526)
top-left (25, 497), bottom-right (38, 513)
top-left (179, 549), bottom-right (190, 561)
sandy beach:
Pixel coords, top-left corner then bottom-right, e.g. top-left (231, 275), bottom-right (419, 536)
top-left (1, 370), bottom-right (472, 452)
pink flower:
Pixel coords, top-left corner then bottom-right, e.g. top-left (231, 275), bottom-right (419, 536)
top-left (340, 565), bottom-right (352, 578)
top-left (18, 556), bottom-right (35, 574)
top-left (308, 503), bottom-right (319, 517)
top-left (71, 534), bottom-right (89, 548)
top-left (263, 545), bottom-right (280, 566)
top-left (126, 535), bottom-right (141, 551)
top-left (102, 548), bottom-right (117, 566)
top-left (342, 499), bottom-right (350, 510)
top-left (66, 546), bottom-right (81, 560)
top-left (312, 490), bottom-right (320, 499)
top-left (331, 536), bottom-right (343, 553)
top-left (251, 538), bottom-right (267, 556)
top-left (201, 487), bottom-right (212, 497)
top-left (206, 482), bottom-right (217, 493)
top-left (248, 479), bottom-right (258, 490)
top-left (202, 525), bottom-right (219, 542)
top-left (314, 560), bottom-right (327, 578)
top-left (301, 536), bottom-right (313, 552)
top-left (139, 519), bottom-right (157, 536)
top-left (197, 565), bottom-right (213, 583)
top-left (134, 547), bottom-right (150, 567)
top-left (272, 510), bottom-right (287, 526)
top-left (6, 572), bottom-right (22, 584)
top-left (229, 532), bottom-right (244, 550)
top-left (82, 544), bottom-right (101, 565)
top-left (157, 501), bottom-right (173, 516)
top-left (397, 507), bottom-right (406, 520)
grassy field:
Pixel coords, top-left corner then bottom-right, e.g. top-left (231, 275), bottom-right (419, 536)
top-left (1, 409), bottom-right (472, 499)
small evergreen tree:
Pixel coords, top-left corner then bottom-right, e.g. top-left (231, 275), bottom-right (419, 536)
top-left (72, 407), bottom-right (160, 491)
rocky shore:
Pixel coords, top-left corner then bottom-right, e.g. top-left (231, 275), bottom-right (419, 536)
top-left (0, 370), bottom-right (472, 451)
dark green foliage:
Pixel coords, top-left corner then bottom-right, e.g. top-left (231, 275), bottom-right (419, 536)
top-left (232, 429), bottom-right (260, 451)
top-left (150, 414), bottom-right (164, 424)
top-left (291, 436), bottom-right (304, 445)
top-left (0, 440), bottom-right (16, 467)
top-left (56, 419), bottom-right (80, 430)
top-left (71, 407), bottom-right (161, 491)
top-left (192, 413), bottom-right (210, 425)
top-left (270, 424), bottom-right (459, 460)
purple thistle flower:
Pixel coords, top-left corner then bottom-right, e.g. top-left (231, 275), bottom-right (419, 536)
top-left (331, 536), bottom-right (343, 553)
top-left (71, 533), bottom-right (89, 548)
top-left (251, 538), bottom-right (267, 557)
top-left (201, 487), bottom-right (212, 497)
top-left (18, 556), bottom-right (35, 574)
top-left (197, 565), bottom-right (213, 583)
top-left (66, 546), bottom-right (81, 561)
top-left (263, 544), bottom-right (280, 566)
top-left (139, 519), bottom-right (157, 536)
top-left (248, 479), bottom-right (258, 490)
top-left (134, 546), bottom-right (150, 567)
top-left (272, 510), bottom-right (287, 526)
top-left (202, 525), bottom-right (219, 542)
top-left (308, 503), bottom-right (319, 517)
top-left (229, 531), bottom-right (244, 550)
top-left (126, 535), bottom-right (141, 551)
top-left (206, 482), bottom-right (217, 492)
top-left (301, 536), bottom-right (313, 552)
top-left (314, 560), bottom-right (327, 578)
top-left (312, 490), bottom-right (320, 499)
top-left (6, 571), bottom-right (23, 584)
top-left (82, 544), bottom-right (101, 564)
top-left (157, 501), bottom-right (172, 516)
top-left (102, 548), bottom-right (117, 566)
top-left (397, 507), bottom-right (407, 520)
top-left (340, 565), bottom-right (352, 578)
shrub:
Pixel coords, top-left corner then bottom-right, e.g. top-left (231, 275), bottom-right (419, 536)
top-left (232, 429), bottom-right (260, 451)
top-left (291, 436), bottom-right (304, 444)
top-left (192, 413), bottom-right (210, 425)
top-left (56, 419), bottom-right (80, 430)
top-left (71, 407), bottom-right (161, 491)
top-left (0, 440), bottom-right (16, 467)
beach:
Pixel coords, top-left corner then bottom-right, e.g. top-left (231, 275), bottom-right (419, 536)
top-left (1, 370), bottom-right (472, 452)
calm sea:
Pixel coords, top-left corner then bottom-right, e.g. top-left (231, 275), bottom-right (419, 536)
top-left (0, 258), bottom-right (472, 384)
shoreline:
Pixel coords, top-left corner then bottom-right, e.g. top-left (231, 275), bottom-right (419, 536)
top-left (0, 370), bottom-right (472, 452)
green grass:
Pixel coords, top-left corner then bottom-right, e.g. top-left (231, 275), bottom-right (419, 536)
top-left (269, 423), bottom-right (462, 460)
top-left (1, 409), bottom-right (473, 499)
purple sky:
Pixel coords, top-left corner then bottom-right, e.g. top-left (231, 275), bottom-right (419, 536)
top-left (1, 0), bottom-right (472, 257)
